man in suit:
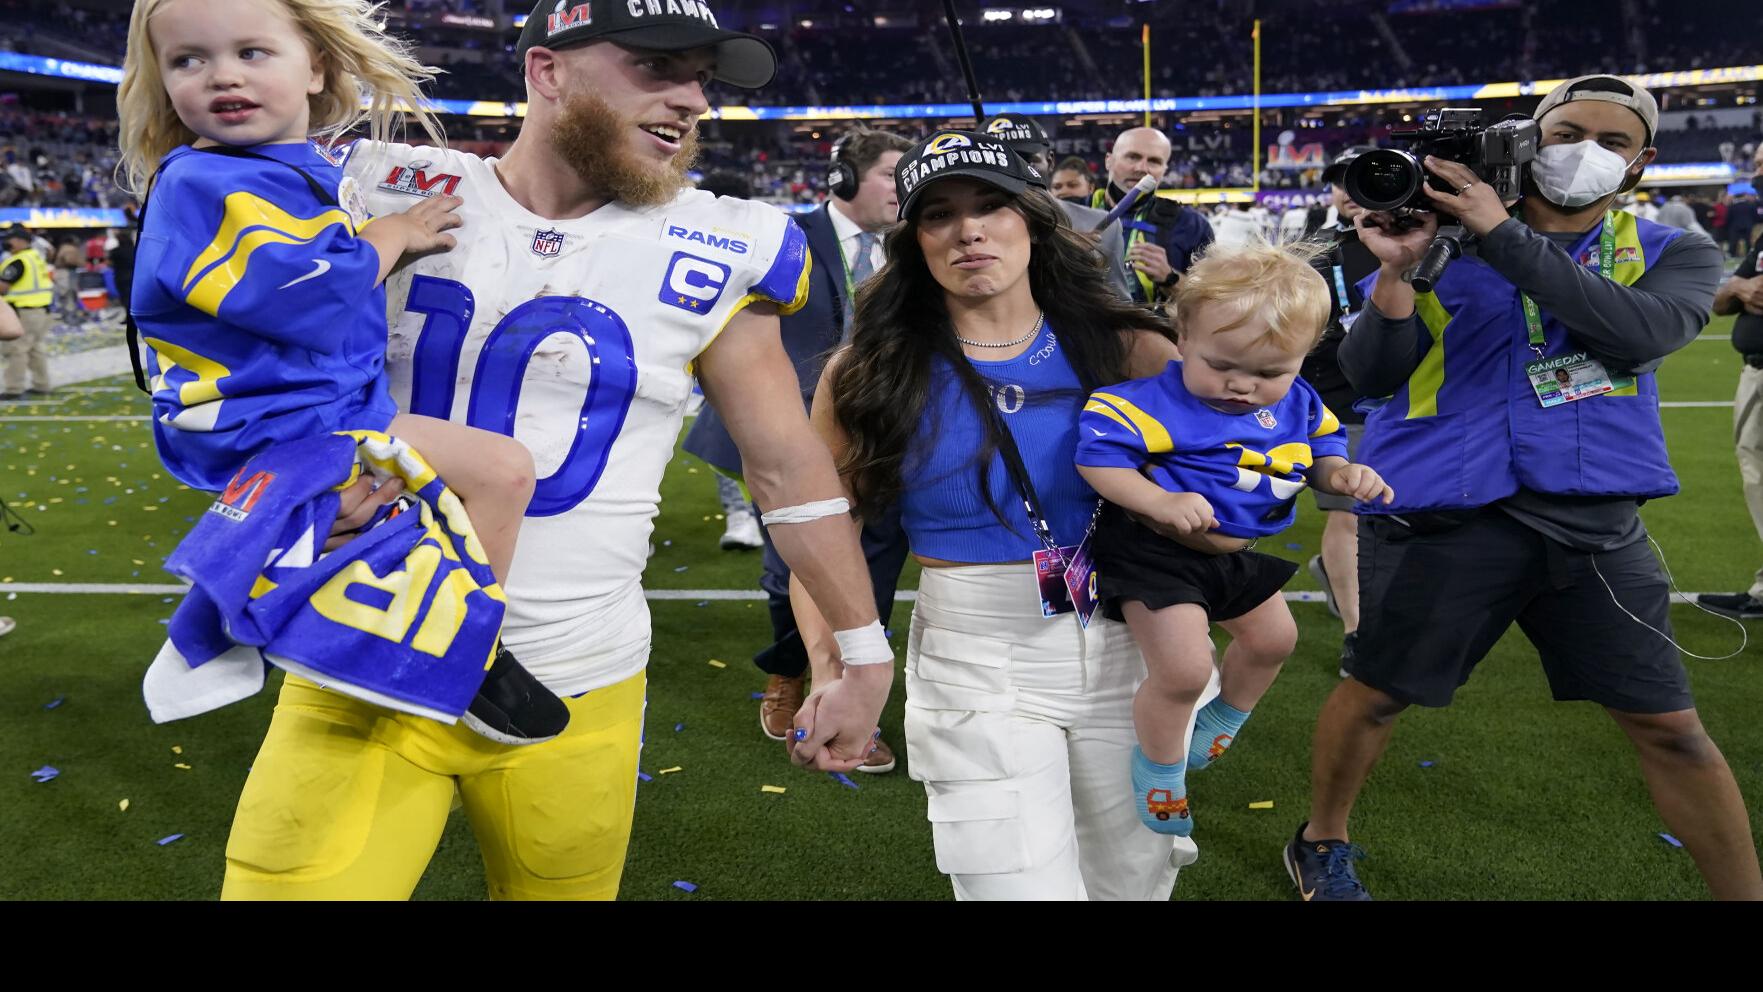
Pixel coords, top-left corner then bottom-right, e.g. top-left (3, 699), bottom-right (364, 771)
top-left (684, 128), bottom-right (915, 772)
top-left (984, 113), bottom-right (1134, 300)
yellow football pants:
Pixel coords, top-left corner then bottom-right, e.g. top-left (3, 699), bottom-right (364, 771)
top-left (221, 670), bottom-right (645, 900)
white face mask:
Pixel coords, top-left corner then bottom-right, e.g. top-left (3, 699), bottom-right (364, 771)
top-left (1530, 140), bottom-right (1643, 209)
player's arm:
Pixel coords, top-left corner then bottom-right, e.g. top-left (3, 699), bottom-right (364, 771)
top-left (696, 305), bottom-right (889, 773)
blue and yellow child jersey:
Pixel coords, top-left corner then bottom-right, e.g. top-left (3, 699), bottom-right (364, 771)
top-left (1076, 361), bottom-right (1349, 538)
top-left (131, 140), bottom-right (396, 492)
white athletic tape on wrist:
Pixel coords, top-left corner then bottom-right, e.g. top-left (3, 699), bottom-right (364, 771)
top-left (834, 620), bottom-right (893, 666)
top-left (760, 497), bottom-right (850, 527)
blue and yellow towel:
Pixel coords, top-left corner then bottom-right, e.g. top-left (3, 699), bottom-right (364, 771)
top-left (143, 430), bottom-right (504, 724)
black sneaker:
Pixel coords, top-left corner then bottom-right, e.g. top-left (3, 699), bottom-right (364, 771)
top-left (1307, 555), bottom-right (1342, 619)
top-left (1696, 593), bottom-right (1763, 620)
top-left (1338, 631), bottom-right (1358, 680)
top-left (462, 645), bottom-right (570, 746)
top-left (0, 392), bottom-right (21, 401)
top-left (1284, 821), bottom-right (1372, 901)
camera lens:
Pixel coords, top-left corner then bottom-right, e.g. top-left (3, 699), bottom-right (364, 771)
top-left (1345, 149), bottom-right (1424, 212)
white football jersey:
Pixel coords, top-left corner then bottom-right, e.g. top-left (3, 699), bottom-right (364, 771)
top-left (347, 142), bottom-right (810, 695)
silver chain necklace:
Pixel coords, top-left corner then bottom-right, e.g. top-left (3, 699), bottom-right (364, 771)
top-left (955, 311), bottom-right (1044, 349)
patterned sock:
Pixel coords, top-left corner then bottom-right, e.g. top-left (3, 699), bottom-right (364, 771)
top-left (1189, 697), bottom-right (1252, 771)
top-left (1132, 746), bottom-right (1193, 836)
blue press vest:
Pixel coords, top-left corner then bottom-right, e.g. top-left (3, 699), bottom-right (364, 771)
top-left (1356, 211), bottom-right (1681, 514)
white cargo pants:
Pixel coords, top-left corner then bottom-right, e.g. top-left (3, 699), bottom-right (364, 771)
top-left (905, 563), bottom-right (1219, 901)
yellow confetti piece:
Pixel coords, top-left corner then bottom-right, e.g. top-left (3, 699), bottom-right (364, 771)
top-left (174, 763), bottom-right (191, 770)
top-left (658, 766), bottom-right (683, 775)
top-left (131, 560), bottom-right (144, 566)
top-left (707, 659), bottom-right (726, 668)
top-left (119, 799), bottom-right (129, 812)
top-left (761, 785), bottom-right (787, 794)
top-left (51, 569), bottom-right (63, 576)
top-left (171, 746), bottom-right (182, 754)
top-left (1248, 801), bottom-right (1275, 810)
top-left (143, 506), bottom-right (158, 512)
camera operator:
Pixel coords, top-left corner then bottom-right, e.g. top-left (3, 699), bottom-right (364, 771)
top-left (1285, 76), bottom-right (1760, 902)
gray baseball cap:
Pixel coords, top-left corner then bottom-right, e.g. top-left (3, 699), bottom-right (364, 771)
top-left (1533, 74), bottom-right (1658, 146)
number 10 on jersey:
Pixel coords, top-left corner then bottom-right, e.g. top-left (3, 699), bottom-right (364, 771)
top-left (399, 275), bottom-right (639, 516)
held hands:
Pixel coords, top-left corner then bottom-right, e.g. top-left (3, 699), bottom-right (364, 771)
top-left (1734, 275), bottom-right (1763, 315)
top-left (1354, 208), bottom-right (1439, 271)
top-left (788, 668), bottom-right (889, 773)
top-left (1328, 463), bottom-right (1395, 505)
top-left (1149, 490), bottom-right (1218, 535)
top-left (323, 473), bottom-right (405, 551)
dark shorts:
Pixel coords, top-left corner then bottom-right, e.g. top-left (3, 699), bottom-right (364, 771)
top-left (1311, 422), bottom-right (1365, 512)
top-left (1349, 509), bottom-right (1694, 713)
top-left (1093, 506), bottom-right (1298, 622)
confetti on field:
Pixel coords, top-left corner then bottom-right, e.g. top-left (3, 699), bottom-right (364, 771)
top-left (707, 659), bottom-right (726, 668)
top-left (173, 763), bottom-right (191, 770)
top-left (673, 565), bottom-right (689, 572)
top-left (1285, 543), bottom-right (1303, 551)
top-left (672, 880), bottom-right (698, 893)
top-left (1419, 761), bottom-right (1435, 768)
top-left (749, 691), bottom-right (764, 699)
top-left (636, 771), bottom-right (653, 783)
top-left (171, 745), bottom-right (182, 754)
top-left (830, 772), bottom-right (859, 790)
top-left (156, 834), bottom-right (183, 846)
top-left (1660, 833), bottom-right (1684, 848)
top-left (1248, 801), bottom-right (1275, 809)
top-left (118, 799), bottom-right (129, 812)
top-left (674, 723), bottom-right (685, 732)
top-left (761, 785), bottom-right (787, 794)
top-left (30, 765), bottom-right (59, 783)
top-left (658, 766), bottom-right (682, 775)
top-left (43, 696), bottom-right (64, 710)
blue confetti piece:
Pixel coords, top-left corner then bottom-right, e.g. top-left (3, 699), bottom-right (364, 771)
top-left (672, 880), bottom-right (698, 893)
top-left (696, 600), bottom-right (708, 607)
top-left (1419, 761), bottom-right (1435, 768)
top-left (884, 628), bottom-right (894, 640)
top-left (663, 540), bottom-right (672, 547)
top-left (637, 771), bottom-right (653, 783)
top-left (1659, 832), bottom-right (1683, 848)
top-left (161, 597), bottom-right (173, 603)
top-left (673, 565), bottom-right (689, 572)
top-left (156, 833), bottom-right (184, 846)
top-left (674, 723), bottom-right (685, 732)
top-left (157, 618), bottom-right (170, 625)
top-left (830, 772), bottom-right (860, 790)
top-left (30, 765), bottom-right (59, 783)
top-left (43, 696), bottom-right (64, 710)
top-left (750, 691), bottom-right (764, 699)
top-left (1285, 542), bottom-right (1304, 551)
top-left (183, 516), bottom-right (194, 523)
top-left (87, 548), bottom-right (97, 554)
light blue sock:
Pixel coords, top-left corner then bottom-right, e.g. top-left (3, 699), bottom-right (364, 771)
top-left (1189, 697), bottom-right (1252, 771)
top-left (1132, 746), bottom-right (1192, 836)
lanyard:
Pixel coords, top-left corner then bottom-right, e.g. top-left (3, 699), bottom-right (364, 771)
top-left (1330, 262), bottom-right (1351, 317)
top-left (833, 234), bottom-right (856, 302)
top-left (1521, 210), bottom-right (1616, 357)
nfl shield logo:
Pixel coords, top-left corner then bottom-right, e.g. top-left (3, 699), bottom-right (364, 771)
top-left (1255, 409), bottom-right (1277, 429)
top-left (532, 229), bottom-right (565, 257)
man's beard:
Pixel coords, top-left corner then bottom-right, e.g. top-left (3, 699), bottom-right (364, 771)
top-left (551, 93), bottom-right (700, 208)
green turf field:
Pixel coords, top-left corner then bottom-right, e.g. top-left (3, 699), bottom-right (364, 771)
top-left (1, 316), bottom-right (1756, 900)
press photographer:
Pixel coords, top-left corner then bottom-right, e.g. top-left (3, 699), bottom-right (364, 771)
top-left (1282, 75), bottom-right (1761, 902)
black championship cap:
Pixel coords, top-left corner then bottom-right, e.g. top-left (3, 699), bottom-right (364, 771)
top-left (1, 226), bottom-right (31, 242)
top-left (1320, 145), bottom-right (1376, 186)
top-left (517, 0), bottom-right (778, 89)
top-left (983, 113), bottom-right (1052, 158)
top-left (895, 130), bottom-right (1044, 220)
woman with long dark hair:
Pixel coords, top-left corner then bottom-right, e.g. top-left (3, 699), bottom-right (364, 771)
top-left (786, 130), bottom-right (1219, 899)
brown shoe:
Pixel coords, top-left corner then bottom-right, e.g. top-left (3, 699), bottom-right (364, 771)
top-left (759, 674), bottom-right (804, 741)
top-left (858, 734), bottom-right (897, 774)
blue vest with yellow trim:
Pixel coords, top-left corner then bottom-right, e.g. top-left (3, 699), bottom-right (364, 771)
top-left (1356, 211), bottom-right (1680, 514)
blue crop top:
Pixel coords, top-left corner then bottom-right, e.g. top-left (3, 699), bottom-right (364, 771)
top-left (899, 327), bottom-right (1100, 562)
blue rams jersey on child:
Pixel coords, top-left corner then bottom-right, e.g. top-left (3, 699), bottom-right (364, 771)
top-left (1076, 361), bottom-right (1348, 538)
top-left (130, 141), bottom-right (397, 492)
